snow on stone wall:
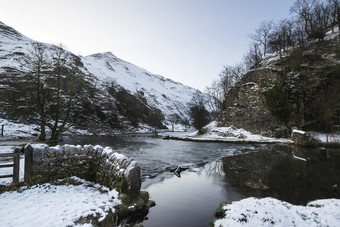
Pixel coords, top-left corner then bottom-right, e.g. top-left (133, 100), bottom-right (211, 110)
top-left (25, 144), bottom-right (141, 198)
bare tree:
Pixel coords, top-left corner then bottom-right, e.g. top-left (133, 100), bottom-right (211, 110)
top-left (167, 113), bottom-right (181, 132)
top-left (51, 57), bottom-right (78, 141)
top-left (250, 21), bottom-right (274, 57)
top-left (268, 19), bottom-right (295, 58)
top-left (48, 44), bottom-right (70, 141)
top-left (244, 41), bottom-right (263, 69)
top-left (205, 79), bottom-right (223, 115)
top-left (206, 63), bottom-right (245, 115)
top-left (327, 0), bottom-right (340, 40)
top-left (290, 0), bottom-right (318, 40)
top-left (29, 42), bottom-right (49, 141)
top-left (219, 64), bottom-right (245, 94)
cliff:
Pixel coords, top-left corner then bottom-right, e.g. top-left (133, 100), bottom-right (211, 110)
top-left (219, 31), bottom-right (340, 137)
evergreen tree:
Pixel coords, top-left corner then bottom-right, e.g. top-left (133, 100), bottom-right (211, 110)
top-left (188, 92), bottom-right (210, 133)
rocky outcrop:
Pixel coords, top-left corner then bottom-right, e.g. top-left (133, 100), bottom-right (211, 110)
top-left (291, 130), bottom-right (320, 147)
top-left (219, 37), bottom-right (340, 137)
top-left (219, 69), bottom-right (287, 137)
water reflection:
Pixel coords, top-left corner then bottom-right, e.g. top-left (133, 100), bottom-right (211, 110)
top-left (143, 162), bottom-right (245, 227)
top-left (198, 160), bottom-right (225, 176)
top-left (222, 144), bottom-right (340, 205)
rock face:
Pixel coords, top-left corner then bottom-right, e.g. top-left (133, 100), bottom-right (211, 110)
top-left (291, 130), bottom-right (320, 147)
top-left (219, 35), bottom-right (340, 136)
top-left (219, 69), bottom-right (282, 137)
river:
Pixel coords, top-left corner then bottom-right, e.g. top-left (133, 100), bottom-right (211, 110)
top-left (61, 136), bottom-right (258, 226)
top-left (1, 136), bottom-right (339, 226)
top-left (60, 136), bottom-right (340, 227)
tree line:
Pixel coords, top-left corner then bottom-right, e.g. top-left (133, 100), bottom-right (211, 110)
top-left (246, 0), bottom-right (340, 67)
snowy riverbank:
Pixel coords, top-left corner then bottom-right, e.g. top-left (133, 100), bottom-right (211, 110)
top-left (163, 121), bottom-right (293, 144)
top-left (0, 177), bottom-right (121, 226)
top-left (214, 197), bottom-right (340, 227)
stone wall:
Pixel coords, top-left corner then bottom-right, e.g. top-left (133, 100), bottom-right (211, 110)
top-left (24, 144), bottom-right (141, 199)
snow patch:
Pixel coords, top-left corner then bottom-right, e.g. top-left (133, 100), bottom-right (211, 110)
top-left (0, 177), bottom-right (121, 226)
top-left (292, 129), bottom-right (306, 135)
top-left (186, 121), bottom-right (292, 143)
top-left (214, 197), bottom-right (340, 227)
top-left (0, 118), bottom-right (38, 140)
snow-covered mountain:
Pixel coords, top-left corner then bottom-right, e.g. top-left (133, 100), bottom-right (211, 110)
top-left (0, 21), bottom-right (209, 133)
top-left (82, 52), bottom-right (199, 118)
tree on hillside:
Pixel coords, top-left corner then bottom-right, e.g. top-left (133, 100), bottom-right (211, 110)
top-left (29, 42), bottom-right (49, 141)
top-left (244, 41), bottom-right (263, 69)
top-left (167, 113), bottom-right (181, 132)
top-left (268, 19), bottom-right (295, 58)
top-left (49, 44), bottom-right (71, 142)
top-left (181, 117), bottom-right (190, 132)
top-left (290, 0), bottom-right (318, 40)
top-left (28, 43), bottom-right (77, 142)
top-left (219, 64), bottom-right (244, 97)
top-left (250, 21), bottom-right (274, 58)
top-left (290, 0), bottom-right (333, 41)
top-left (205, 63), bottom-right (245, 117)
top-left (327, 0), bottom-right (340, 40)
top-left (205, 80), bottom-right (222, 119)
top-left (188, 92), bottom-right (210, 133)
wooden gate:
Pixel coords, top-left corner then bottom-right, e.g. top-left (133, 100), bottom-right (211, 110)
top-left (0, 151), bottom-right (20, 183)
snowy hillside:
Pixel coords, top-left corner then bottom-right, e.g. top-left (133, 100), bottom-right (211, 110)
top-left (83, 52), bottom-right (199, 118)
top-left (0, 21), bottom-right (33, 73)
top-left (0, 21), bottom-right (210, 132)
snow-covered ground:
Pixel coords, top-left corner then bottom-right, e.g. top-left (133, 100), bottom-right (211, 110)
top-left (309, 131), bottom-right (340, 143)
top-left (0, 118), bottom-right (38, 140)
top-left (292, 129), bottom-right (340, 145)
top-left (0, 176), bottom-right (121, 227)
top-left (165, 121), bottom-right (293, 144)
top-left (214, 197), bottom-right (340, 227)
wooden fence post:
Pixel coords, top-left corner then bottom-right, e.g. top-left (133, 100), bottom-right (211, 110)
top-left (24, 144), bottom-right (33, 184)
top-left (13, 150), bottom-right (20, 183)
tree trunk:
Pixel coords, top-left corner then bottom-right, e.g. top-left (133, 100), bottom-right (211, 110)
top-left (37, 65), bottom-right (46, 141)
top-left (50, 65), bottom-right (62, 142)
top-left (54, 72), bottom-right (75, 141)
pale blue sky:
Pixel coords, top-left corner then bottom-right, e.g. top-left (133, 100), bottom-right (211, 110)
top-left (1, 0), bottom-right (296, 91)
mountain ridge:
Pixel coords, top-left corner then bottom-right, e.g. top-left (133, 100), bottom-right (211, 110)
top-left (0, 21), bottom-right (209, 134)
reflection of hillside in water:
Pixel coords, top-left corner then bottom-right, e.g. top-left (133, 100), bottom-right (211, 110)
top-left (198, 160), bottom-right (225, 176)
top-left (221, 144), bottom-right (340, 205)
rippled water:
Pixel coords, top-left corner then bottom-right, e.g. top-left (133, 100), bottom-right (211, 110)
top-left (61, 136), bottom-right (258, 178)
